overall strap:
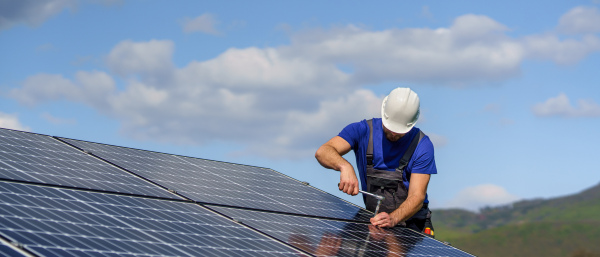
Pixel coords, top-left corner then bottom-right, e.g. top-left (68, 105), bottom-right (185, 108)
top-left (366, 119), bottom-right (374, 166)
top-left (397, 130), bottom-right (425, 172)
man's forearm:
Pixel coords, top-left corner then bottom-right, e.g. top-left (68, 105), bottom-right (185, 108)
top-left (315, 145), bottom-right (351, 171)
top-left (389, 195), bottom-right (424, 224)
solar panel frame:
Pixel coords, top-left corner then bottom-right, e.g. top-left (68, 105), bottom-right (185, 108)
top-left (0, 128), bottom-right (178, 199)
top-left (59, 137), bottom-right (374, 222)
top-left (0, 180), bottom-right (306, 257)
top-left (0, 238), bottom-right (29, 257)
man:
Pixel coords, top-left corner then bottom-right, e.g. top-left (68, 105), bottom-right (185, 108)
top-left (315, 87), bottom-right (437, 234)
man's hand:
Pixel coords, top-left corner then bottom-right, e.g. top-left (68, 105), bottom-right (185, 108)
top-left (339, 166), bottom-right (359, 196)
top-left (370, 212), bottom-right (400, 228)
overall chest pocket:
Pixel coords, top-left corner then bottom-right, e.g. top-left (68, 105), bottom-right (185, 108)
top-left (365, 169), bottom-right (408, 214)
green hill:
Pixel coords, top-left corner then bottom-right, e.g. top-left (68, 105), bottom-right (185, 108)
top-left (432, 182), bottom-right (600, 257)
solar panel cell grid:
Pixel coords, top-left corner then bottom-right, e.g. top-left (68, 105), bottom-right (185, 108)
top-left (0, 181), bottom-right (302, 256)
top-left (0, 129), bottom-right (177, 199)
top-left (61, 138), bottom-right (373, 221)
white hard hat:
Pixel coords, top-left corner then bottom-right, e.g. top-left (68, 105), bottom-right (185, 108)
top-left (381, 87), bottom-right (420, 134)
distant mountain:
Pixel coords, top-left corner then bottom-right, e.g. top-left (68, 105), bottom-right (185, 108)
top-left (432, 182), bottom-right (600, 257)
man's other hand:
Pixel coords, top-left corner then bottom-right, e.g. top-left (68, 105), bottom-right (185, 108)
top-left (370, 212), bottom-right (399, 228)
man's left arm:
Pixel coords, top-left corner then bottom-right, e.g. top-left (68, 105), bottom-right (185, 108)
top-left (370, 173), bottom-right (430, 228)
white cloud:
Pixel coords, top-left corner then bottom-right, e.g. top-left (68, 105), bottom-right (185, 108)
top-left (181, 13), bottom-right (220, 35)
top-left (9, 8), bottom-right (600, 159)
top-left (10, 71), bottom-right (115, 108)
top-left (523, 6), bottom-right (600, 64)
top-left (532, 93), bottom-right (600, 118)
top-left (523, 33), bottom-right (600, 65)
top-left (11, 40), bottom-right (365, 158)
top-left (0, 112), bottom-right (30, 131)
top-left (107, 40), bottom-right (174, 81)
top-left (0, 0), bottom-right (76, 30)
top-left (11, 73), bottom-right (79, 106)
top-left (445, 184), bottom-right (520, 211)
top-left (557, 6), bottom-right (600, 35)
top-left (287, 14), bottom-right (523, 86)
top-left (256, 89), bottom-right (382, 158)
top-left (182, 47), bottom-right (352, 91)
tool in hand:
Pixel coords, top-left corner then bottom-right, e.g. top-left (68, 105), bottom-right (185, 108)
top-left (338, 183), bottom-right (385, 217)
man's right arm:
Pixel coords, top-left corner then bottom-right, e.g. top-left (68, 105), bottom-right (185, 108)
top-left (315, 136), bottom-right (359, 196)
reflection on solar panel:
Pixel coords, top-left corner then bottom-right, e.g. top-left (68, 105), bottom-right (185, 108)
top-left (211, 206), bottom-right (474, 257)
top-left (0, 129), bottom-right (177, 199)
top-left (60, 138), bottom-right (373, 222)
top-left (0, 128), bottom-right (474, 256)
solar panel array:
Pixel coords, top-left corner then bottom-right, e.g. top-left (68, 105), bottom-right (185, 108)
top-left (0, 127), bottom-right (474, 257)
top-left (60, 138), bottom-right (373, 221)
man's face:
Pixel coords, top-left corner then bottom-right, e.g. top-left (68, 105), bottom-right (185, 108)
top-left (382, 124), bottom-right (406, 142)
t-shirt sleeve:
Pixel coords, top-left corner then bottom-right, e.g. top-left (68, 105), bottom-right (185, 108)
top-left (337, 120), bottom-right (365, 150)
top-left (410, 135), bottom-right (437, 174)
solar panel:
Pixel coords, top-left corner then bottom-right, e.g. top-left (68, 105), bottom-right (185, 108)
top-left (0, 181), bottom-right (303, 256)
top-left (60, 138), bottom-right (373, 222)
top-left (211, 206), bottom-right (475, 257)
top-left (0, 127), bottom-right (474, 256)
top-left (0, 129), bottom-right (178, 199)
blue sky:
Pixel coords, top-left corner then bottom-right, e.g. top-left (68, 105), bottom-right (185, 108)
top-left (1, 0), bottom-right (600, 211)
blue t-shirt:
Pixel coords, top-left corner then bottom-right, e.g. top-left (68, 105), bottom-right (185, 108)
top-left (338, 118), bottom-right (437, 203)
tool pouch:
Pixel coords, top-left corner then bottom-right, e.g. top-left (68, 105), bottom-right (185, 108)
top-left (365, 168), bottom-right (408, 214)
